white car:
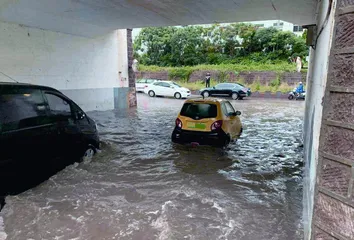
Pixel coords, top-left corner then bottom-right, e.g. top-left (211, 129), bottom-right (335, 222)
top-left (136, 79), bottom-right (158, 92)
top-left (144, 81), bottom-right (191, 99)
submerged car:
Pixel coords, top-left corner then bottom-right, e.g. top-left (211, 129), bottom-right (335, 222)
top-left (171, 98), bottom-right (243, 147)
top-left (135, 79), bottom-right (158, 92)
top-left (0, 82), bottom-right (100, 195)
top-left (200, 83), bottom-right (251, 100)
top-left (144, 81), bottom-right (191, 99)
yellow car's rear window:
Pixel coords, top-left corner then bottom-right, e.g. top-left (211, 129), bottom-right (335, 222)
top-left (180, 103), bottom-right (217, 120)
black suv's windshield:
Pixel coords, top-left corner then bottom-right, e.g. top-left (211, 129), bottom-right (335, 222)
top-left (180, 103), bottom-right (217, 120)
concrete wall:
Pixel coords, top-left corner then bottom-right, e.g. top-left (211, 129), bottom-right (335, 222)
top-left (311, 0), bottom-right (354, 238)
top-left (302, 0), bottom-right (337, 238)
top-left (0, 21), bottom-right (130, 111)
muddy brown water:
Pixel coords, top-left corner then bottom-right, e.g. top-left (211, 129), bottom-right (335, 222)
top-left (0, 94), bottom-right (305, 240)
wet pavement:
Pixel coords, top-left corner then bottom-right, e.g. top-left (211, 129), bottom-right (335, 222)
top-left (0, 94), bottom-right (305, 240)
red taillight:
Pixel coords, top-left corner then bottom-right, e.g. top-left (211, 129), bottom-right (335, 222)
top-left (211, 120), bottom-right (223, 131)
top-left (176, 118), bottom-right (182, 128)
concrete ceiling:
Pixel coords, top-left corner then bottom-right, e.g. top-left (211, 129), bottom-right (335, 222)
top-left (0, 0), bottom-right (317, 37)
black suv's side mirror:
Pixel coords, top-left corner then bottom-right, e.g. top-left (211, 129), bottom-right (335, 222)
top-left (235, 111), bottom-right (241, 116)
top-left (76, 111), bottom-right (86, 120)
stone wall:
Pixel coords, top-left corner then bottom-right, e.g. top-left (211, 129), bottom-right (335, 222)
top-left (136, 70), bottom-right (307, 86)
top-left (313, 0), bottom-right (354, 239)
top-left (136, 71), bottom-right (169, 80)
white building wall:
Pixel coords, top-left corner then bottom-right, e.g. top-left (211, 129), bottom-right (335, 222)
top-left (0, 21), bottom-right (129, 111)
top-left (302, 0), bottom-right (337, 238)
top-left (117, 30), bottom-right (129, 88)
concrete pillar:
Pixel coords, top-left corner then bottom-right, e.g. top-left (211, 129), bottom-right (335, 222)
top-left (113, 29), bottom-right (137, 109)
top-left (127, 29), bottom-right (137, 108)
top-left (302, 0), bottom-right (337, 238)
top-left (312, 0), bottom-right (354, 238)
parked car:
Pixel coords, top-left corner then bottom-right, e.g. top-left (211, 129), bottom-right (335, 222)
top-left (200, 83), bottom-right (251, 100)
top-left (144, 81), bottom-right (191, 99)
top-left (136, 79), bottom-right (158, 92)
top-left (0, 82), bottom-right (100, 195)
top-left (171, 98), bottom-right (243, 147)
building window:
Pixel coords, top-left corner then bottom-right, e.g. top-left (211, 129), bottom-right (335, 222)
top-left (293, 26), bottom-right (304, 32)
top-left (274, 22), bottom-right (284, 28)
top-left (255, 24), bottom-right (264, 28)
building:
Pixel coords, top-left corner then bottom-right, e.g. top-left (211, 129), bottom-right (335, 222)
top-left (247, 20), bottom-right (305, 36)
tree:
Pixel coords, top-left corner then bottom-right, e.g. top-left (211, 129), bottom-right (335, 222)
top-left (133, 23), bottom-right (309, 66)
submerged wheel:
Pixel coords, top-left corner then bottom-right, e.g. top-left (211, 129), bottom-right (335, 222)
top-left (81, 146), bottom-right (96, 162)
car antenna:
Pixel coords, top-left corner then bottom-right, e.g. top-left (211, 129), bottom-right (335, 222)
top-left (0, 71), bottom-right (19, 83)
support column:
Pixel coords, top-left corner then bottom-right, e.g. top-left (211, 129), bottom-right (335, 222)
top-left (312, 0), bottom-right (354, 239)
top-left (127, 29), bottom-right (137, 108)
top-left (114, 29), bottom-right (137, 109)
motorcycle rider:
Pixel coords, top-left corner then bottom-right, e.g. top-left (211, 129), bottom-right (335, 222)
top-left (296, 82), bottom-right (304, 95)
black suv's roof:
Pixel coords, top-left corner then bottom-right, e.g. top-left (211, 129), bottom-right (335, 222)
top-left (0, 82), bottom-right (60, 93)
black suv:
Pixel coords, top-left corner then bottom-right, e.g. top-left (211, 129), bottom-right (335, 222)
top-left (200, 83), bottom-right (252, 100)
top-left (0, 82), bottom-right (100, 196)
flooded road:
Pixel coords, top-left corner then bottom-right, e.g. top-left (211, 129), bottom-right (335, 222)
top-left (0, 94), bottom-right (305, 240)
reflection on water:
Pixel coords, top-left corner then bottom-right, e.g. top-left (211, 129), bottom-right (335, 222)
top-left (1, 95), bottom-right (305, 240)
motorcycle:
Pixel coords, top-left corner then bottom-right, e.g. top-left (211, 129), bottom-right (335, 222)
top-left (288, 88), bottom-right (306, 100)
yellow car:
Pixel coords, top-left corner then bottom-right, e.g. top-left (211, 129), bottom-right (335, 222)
top-left (172, 98), bottom-right (243, 147)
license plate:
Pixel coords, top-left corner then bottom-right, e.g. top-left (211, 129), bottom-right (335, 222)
top-left (187, 122), bottom-right (206, 129)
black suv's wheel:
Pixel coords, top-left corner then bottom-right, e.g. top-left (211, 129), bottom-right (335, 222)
top-left (202, 91), bottom-right (210, 98)
top-left (81, 146), bottom-right (96, 162)
top-left (231, 92), bottom-right (239, 100)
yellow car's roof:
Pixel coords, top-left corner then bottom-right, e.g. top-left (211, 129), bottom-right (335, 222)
top-left (184, 98), bottom-right (225, 104)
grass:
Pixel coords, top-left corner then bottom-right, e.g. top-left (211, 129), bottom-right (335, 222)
top-left (139, 62), bottom-right (299, 73)
top-left (178, 80), bottom-right (296, 93)
top-left (248, 82), bottom-right (295, 93)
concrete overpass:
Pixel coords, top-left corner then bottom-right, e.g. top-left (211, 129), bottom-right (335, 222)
top-left (0, 0), bottom-right (353, 239)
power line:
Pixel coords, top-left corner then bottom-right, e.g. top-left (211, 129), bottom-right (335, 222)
top-left (0, 71), bottom-right (19, 83)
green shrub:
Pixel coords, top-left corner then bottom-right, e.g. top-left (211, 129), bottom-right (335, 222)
top-left (218, 71), bottom-right (230, 82)
top-left (269, 76), bottom-right (281, 88)
top-left (255, 81), bottom-right (261, 91)
top-left (168, 68), bottom-right (193, 81)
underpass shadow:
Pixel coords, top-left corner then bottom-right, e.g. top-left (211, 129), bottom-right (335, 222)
top-left (172, 144), bottom-right (234, 174)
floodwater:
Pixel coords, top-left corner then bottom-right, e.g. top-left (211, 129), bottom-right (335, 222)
top-left (0, 94), bottom-right (305, 240)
